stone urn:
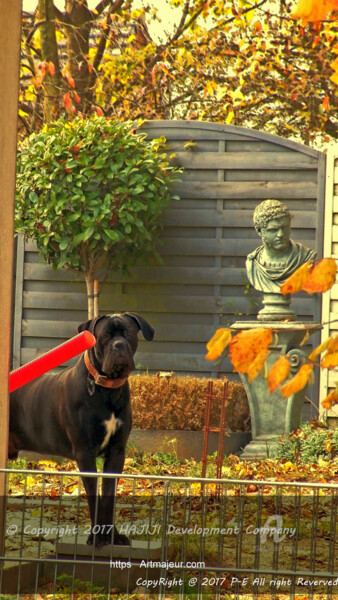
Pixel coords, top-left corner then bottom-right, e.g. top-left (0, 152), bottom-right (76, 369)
top-left (231, 321), bottom-right (321, 459)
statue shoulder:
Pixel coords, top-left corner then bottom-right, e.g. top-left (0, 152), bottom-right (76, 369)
top-left (247, 245), bottom-right (264, 262)
top-left (293, 241), bottom-right (317, 262)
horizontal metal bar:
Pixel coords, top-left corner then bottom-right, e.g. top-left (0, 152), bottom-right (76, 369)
top-left (2, 468), bottom-right (338, 489)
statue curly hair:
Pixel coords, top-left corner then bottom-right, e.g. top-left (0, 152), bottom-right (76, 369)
top-left (253, 199), bottom-right (290, 234)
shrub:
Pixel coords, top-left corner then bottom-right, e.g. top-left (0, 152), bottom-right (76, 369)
top-left (129, 374), bottom-right (250, 432)
top-left (274, 421), bottom-right (338, 463)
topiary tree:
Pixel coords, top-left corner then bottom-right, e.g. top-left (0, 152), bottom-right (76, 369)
top-left (15, 116), bottom-right (180, 318)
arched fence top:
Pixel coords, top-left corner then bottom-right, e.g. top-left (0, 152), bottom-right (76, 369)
top-left (142, 120), bottom-right (322, 159)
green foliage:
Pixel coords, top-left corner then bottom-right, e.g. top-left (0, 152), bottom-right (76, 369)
top-left (274, 422), bottom-right (338, 464)
top-left (15, 116), bottom-right (180, 277)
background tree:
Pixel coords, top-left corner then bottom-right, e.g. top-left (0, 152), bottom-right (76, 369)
top-left (15, 116), bottom-right (180, 318)
top-left (20, 0), bottom-right (337, 147)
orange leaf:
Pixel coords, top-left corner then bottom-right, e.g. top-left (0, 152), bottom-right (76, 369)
top-left (291, 0), bottom-right (338, 24)
top-left (253, 20), bottom-right (262, 31)
top-left (280, 364), bottom-right (313, 398)
top-left (74, 92), bottom-right (81, 104)
top-left (267, 355), bottom-right (291, 393)
top-left (321, 351), bottom-right (338, 369)
top-left (229, 328), bottom-right (272, 374)
top-left (48, 61), bottom-right (55, 76)
top-left (247, 349), bottom-right (269, 383)
top-left (327, 334), bottom-right (338, 353)
top-left (63, 92), bottom-right (71, 110)
top-left (302, 258), bottom-right (337, 294)
top-left (321, 389), bottom-right (338, 410)
top-left (67, 75), bottom-right (76, 88)
top-left (280, 261), bottom-right (313, 295)
top-left (206, 328), bottom-right (232, 361)
top-left (96, 106), bottom-right (103, 116)
top-left (322, 95), bottom-right (330, 112)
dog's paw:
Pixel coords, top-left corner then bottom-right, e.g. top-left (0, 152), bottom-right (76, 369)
top-left (86, 529), bottom-right (129, 547)
top-left (113, 530), bottom-right (130, 545)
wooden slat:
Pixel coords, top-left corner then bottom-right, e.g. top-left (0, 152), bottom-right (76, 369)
top-left (22, 319), bottom-right (217, 342)
top-left (164, 209), bottom-right (316, 228)
top-left (22, 290), bottom-right (314, 316)
top-left (172, 152), bottom-right (318, 170)
top-left (23, 264), bottom-right (320, 287)
top-left (160, 237), bottom-right (316, 256)
top-left (19, 348), bottom-right (223, 373)
top-left (173, 181), bottom-right (318, 199)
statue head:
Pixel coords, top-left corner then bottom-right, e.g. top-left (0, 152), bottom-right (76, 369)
top-left (253, 199), bottom-right (290, 234)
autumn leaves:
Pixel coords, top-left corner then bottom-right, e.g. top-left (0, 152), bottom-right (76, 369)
top-left (206, 258), bottom-right (338, 408)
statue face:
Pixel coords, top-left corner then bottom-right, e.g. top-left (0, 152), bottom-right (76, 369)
top-left (259, 216), bottom-right (291, 253)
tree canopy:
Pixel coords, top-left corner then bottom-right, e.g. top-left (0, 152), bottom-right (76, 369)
top-left (15, 116), bottom-right (180, 317)
top-left (20, 0), bottom-right (337, 147)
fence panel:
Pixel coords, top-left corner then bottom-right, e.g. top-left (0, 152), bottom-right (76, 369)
top-left (1, 468), bottom-right (337, 599)
top-left (13, 122), bottom-right (325, 395)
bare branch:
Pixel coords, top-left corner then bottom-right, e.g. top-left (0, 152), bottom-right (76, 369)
top-left (170, 1), bottom-right (191, 43)
top-left (93, 0), bottom-right (124, 19)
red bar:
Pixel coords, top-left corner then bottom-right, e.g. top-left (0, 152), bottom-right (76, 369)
top-left (9, 331), bottom-right (96, 392)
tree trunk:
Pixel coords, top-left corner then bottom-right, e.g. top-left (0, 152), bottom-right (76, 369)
top-left (94, 280), bottom-right (100, 318)
top-left (37, 0), bottom-right (63, 121)
top-left (85, 272), bottom-right (95, 319)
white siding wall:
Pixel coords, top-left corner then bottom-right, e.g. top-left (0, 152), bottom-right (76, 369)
top-left (320, 145), bottom-right (338, 416)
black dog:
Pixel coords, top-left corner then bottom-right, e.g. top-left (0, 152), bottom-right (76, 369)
top-left (9, 312), bottom-right (154, 546)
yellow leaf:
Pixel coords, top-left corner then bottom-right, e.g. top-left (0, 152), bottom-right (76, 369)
top-left (26, 476), bottom-right (35, 487)
top-left (280, 261), bottom-right (313, 295)
top-left (330, 71), bottom-right (338, 85)
top-left (206, 328), bottom-right (232, 361)
top-left (267, 355), bottom-right (291, 393)
top-left (280, 364), bottom-right (313, 398)
top-left (308, 337), bottom-right (331, 361)
top-left (302, 258), bottom-right (337, 294)
top-left (226, 111), bottom-right (234, 124)
top-left (283, 461), bottom-right (295, 472)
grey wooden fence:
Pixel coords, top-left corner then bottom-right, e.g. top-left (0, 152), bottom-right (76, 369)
top-left (13, 121), bottom-right (326, 385)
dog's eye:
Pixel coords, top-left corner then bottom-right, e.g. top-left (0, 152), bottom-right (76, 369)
top-left (100, 333), bottom-right (111, 342)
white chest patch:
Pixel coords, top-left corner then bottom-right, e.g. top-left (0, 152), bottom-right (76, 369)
top-left (100, 414), bottom-right (123, 450)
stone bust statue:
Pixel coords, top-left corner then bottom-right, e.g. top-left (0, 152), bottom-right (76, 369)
top-left (246, 199), bottom-right (316, 294)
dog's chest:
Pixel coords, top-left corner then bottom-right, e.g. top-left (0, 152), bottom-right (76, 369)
top-left (100, 412), bottom-right (122, 450)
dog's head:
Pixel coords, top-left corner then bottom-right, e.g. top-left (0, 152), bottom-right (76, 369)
top-left (78, 313), bottom-right (154, 380)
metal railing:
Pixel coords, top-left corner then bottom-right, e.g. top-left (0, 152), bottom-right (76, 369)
top-left (0, 468), bottom-right (337, 599)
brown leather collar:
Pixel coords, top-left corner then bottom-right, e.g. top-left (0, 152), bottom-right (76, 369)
top-left (84, 351), bottom-right (127, 389)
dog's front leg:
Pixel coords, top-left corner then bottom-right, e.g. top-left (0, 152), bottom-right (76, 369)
top-left (74, 451), bottom-right (101, 545)
top-left (101, 445), bottom-right (129, 545)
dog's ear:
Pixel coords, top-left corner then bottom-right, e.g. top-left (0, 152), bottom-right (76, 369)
top-left (77, 315), bottom-right (106, 335)
top-left (124, 312), bottom-right (155, 341)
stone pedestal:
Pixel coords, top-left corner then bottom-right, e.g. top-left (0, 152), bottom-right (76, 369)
top-left (232, 321), bottom-right (321, 459)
